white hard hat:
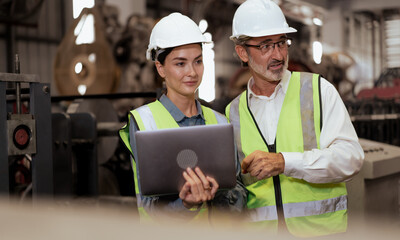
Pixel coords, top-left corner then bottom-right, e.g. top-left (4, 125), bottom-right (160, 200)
top-left (146, 12), bottom-right (208, 61)
top-left (230, 0), bottom-right (297, 40)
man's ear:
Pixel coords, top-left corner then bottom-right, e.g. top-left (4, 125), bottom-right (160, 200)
top-left (155, 61), bottom-right (166, 78)
top-left (235, 45), bottom-right (249, 63)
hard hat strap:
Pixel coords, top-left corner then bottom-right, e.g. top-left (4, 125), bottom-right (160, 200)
top-left (153, 48), bottom-right (166, 62)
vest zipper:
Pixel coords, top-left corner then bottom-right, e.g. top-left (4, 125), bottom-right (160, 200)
top-left (273, 176), bottom-right (285, 230)
top-left (268, 143), bottom-right (286, 233)
top-left (245, 91), bottom-right (287, 233)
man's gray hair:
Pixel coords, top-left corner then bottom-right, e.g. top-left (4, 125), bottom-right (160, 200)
top-left (231, 35), bottom-right (251, 67)
top-left (231, 35), bottom-right (252, 46)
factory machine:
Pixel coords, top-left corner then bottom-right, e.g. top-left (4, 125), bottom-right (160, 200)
top-left (0, 69), bottom-right (160, 202)
top-left (0, 4), bottom-right (159, 202)
top-left (347, 138), bottom-right (400, 226)
top-left (0, 66), bottom-right (53, 201)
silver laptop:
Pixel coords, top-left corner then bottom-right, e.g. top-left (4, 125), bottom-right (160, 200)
top-left (134, 123), bottom-right (236, 196)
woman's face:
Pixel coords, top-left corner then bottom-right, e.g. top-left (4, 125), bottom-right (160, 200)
top-left (155, 44), bottom-right (203, 99)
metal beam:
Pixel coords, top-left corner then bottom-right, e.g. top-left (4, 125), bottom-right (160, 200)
top-left (0, 73), bottom-right (40, 83)
top-left (0, 82), bottom-right (9, 198)
top-left (30, 82), bottom-right (53, 200)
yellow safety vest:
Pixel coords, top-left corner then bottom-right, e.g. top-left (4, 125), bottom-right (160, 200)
top-left (119, 100), bottom-right (228, 222)
top-left (225, 72), bottom-right (347, 237)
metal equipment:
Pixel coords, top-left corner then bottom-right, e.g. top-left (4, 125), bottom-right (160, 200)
top-left (347, 138), bottom-right (400, 225)
top-left (346, 97), bottom-right (400, 146)
top-left (50, 91), bottom-right (159, 198)
top-left (357, 68), bottom-right (400, 100)
top-left (53, 7), bottom-right (119, 96)
top-left (0, 71), bottom-right (53, 200)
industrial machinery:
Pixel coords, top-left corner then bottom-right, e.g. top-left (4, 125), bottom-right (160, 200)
top-left (1, 71), bottom-right (159, 201)
top-left (50, 4), bottom-right (158, 198)
top-left (53, 7), bottom-right (120, 96)
top-left (347, 138), bottom-right (400, 224)
top-left (0, 62), bottom-right (53, 201)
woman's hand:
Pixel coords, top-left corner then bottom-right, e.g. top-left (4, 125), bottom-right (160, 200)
top-left (179, 167), bottom-right (219, 209)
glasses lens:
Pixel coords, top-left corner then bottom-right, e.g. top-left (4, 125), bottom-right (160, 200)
top-left (248, 38), bottom-right (292, 54)
top-left (261, 44), bottom-right (272, 54)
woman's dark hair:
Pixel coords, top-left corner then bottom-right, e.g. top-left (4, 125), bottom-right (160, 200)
top-left (152, 43), bottom-right (203, 65)
top-left (153, 47), bottom-right (173, 65)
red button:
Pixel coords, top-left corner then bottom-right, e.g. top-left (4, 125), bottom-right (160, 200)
top-left (14, 128), bottom-right (29, 146)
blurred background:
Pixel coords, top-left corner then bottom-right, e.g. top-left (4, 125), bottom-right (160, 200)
top-left (0, 0), bottom-right (400, 237)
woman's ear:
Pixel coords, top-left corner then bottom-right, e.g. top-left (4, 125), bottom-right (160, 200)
top-left (155, 61), bottom-right (166, 78)
top-left (235, 45), bottom-right (249, 64)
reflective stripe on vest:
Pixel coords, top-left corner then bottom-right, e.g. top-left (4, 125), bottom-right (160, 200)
top-left (119, 100), bottom-right (227, 221)
top-left (226, 72), bottom-right (347, 237)
top-left (299, 72), bottom-right (318, 150)
top-left (249, 195), bottom-right (347, 221)
top-left (135, 105), bottom-right (157, 130)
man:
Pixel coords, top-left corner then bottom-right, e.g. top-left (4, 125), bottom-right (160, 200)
top-left (225, 0), bottom-right (364, 237)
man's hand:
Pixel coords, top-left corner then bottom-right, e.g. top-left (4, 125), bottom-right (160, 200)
top-left (241, 150), bottom-right (285, 180)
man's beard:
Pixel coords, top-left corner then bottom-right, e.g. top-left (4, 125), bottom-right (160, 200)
top-left (248, 54), bottom-right (289, 82)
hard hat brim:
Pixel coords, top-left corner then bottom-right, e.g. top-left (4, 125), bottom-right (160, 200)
top-left (230, 27), bottom-right (297, 40)
top-left (146, 40), bottom-right (213, 61)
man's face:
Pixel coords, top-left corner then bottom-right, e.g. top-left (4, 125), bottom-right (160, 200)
top-left (243, 34), bottom-right (289, 82)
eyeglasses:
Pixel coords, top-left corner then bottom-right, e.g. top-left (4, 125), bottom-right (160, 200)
top-left (244, 38), bottom-right (292, 55)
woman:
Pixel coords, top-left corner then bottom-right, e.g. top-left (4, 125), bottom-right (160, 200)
top-left (119, 12), bottom-right (246, 222)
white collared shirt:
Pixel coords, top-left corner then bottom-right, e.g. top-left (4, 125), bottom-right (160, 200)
top-left (247, 70), bottom-right (364, 183)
